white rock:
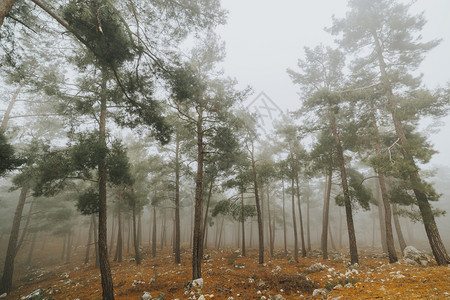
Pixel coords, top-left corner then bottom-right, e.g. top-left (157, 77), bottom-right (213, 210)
top-left (193, 278), bottom-right (203, 289)
top-left (312, 288), bottom-right (327, 297)
top-left (0, 293), bottom-right (6, 298)
top-left (198, 295), bottom-right (205, 300)
top-left (140, 291), bottom-right (152, 300)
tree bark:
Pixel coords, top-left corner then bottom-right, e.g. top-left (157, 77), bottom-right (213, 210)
top-left (174, 136), bottom-right (181, 264)
top-left (250, 142), bottom-right (264, 264)
top-left (328, 105), bottom-right (359, 265)
top-left (85, 215), bottom-right (94, 264)
top-left (98, 71), bottom-right (114, 299)
top-left (282, 179), bottom-right (287, 256)
top-left (132, 199), bottom-right (141, 265)
top-left (109, 211), bottom-right (116, 257)
top-left (266, 184), bottom-right (274, 257)
top-left (392, 203), bottom-right (407, 253)
top-left (241, 192), bottom-right (246, 257)
top-left (201, 180), bottom-right (214, 259)
top-left (295, 176), bottom-right (307, 257)
top-left (376, 193), bottom-right (388, 252)
top-left (306, 191), bottom-right (311, 252)
top-left (1, 85), bottom-right (21, 131)
top-left (26, 231), bottom-right (38, 265)
top-left (291, 177), bottom-right (298, 263)
top-left (114, 188), bottom-right (123, 262)
top-left (152, 206), bottom-right (157, 257)
top-left (0, 186), bottom-right (28, 294)
top-left (321, 167), bottom-right (332, 259)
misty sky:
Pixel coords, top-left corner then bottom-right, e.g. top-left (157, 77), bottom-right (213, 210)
top-left (216, 0), bottom-right (450, 167)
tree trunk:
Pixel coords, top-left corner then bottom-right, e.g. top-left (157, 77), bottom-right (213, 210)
top-left (371, 107), bottom-right (397, 262)
top-left (109, 211), bottom-right (116, 257)
top-left (98, 71), bottom-right (114, 299)
top-left (137, 211), bottom-right (142, 248)
top-left (376, 194), bottom-right (388, 252)
top-left (295, 176), bottom-right (307, 257)
top-left (306, 191), bottom-right (311, 252)
top-left (26, 231), bottom-right (38, 265)
top-left (392, 203), bottom-right (407, 253)
top-left (61, 234), bottom-right (66, 261)
top-left (372, 30), bottom-right (449, 265)
top-left (174, 136), bottom-right (181, 264)
top-left (0, 186), bottom-right (28, 294)
top-left (93, 214), bottom-right (99, 268)
top-left (241, 192), bottom-right (246, 257)
top-left (266, 184), bottom-right (274, 257)
top-left (152, 206), bottom-right (157, 257)
top-left (321, 167), bottom-right (332, 259)
top-left (66, 231), bottom-right (72, 264)
top-left (282, 179), bottom-right (287, 256)
top-left (132, 200), bottom-right (141, 265)
top-left (328, 222), bottom-right (337, 251)
top-left (217, 217), bottom-right (225, 249)
top-left (114, 188), bottom-right (123, 262)
top-left (291, 177), bottom-right (298, 262)
top-left (85, 215), bottom-right (94, 264)
top-left (201, 180), bottom-right (214, 259)
top-left (17, 197), bottom-right (36, 253)
top-left (250, 142), bottom-right (264, 264)
top-left (328, 105), bottom-right (359, 265)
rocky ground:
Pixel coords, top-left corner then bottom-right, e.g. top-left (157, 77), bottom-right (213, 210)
top-left (4, 246), bottom-right (450, 299)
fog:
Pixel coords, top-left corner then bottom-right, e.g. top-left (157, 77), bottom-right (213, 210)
top-left (0, 0), bottom-right (449, 298)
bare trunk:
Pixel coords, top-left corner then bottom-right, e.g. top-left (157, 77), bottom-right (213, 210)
top-left (109, 211), bottom-right (116, 257)
top-left (291, 177), bottom-right (298, 262)
top-left (97, 71), bottom-right (114, 299)
top-left (66, 231), bottom-right (72, 264)
top-left (132, 200), bottom-right (141, 265)
top-left (0, 186), bottom-right (28, 294)
top-left (114, 188), bottom-right (123, 262)
top-left (328, 105), bottom-right (358, 265)
top-left (241, 192), bottom-right (246, 256)
top-left (17, 197), bottom-right (36, 253)
top-left (201, 180), bottom-right (214, 259)
top-left (295, 176), bottom-right (307, 257)
top-left (93, 214), bottom-right (99, 268)
top-left (85, 215), bottom-right (94, 264)
top-left (152, 206), bottom-right (157, 257)
top-left (26, 231), bottom-right (38, 265)
top-left (392, 204), bottom-right (407, 253)
top-left (250, 142), bottom-right (264, 264)
top-left (174, 137), bottom-right (181, 264)
top-left (266, 184), bottom-right (274, 257)
top-left (282, 179), bottom-right (287, 256)
top-left (376, 193), bottom-right (388, 252)
top-left (306, 191), bottom-right (311, 251)
top-left (321, 167), bottom-right (332, 259)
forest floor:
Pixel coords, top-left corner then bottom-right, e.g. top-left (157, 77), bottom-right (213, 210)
top-left (5, 245), bottom-right (450, 299)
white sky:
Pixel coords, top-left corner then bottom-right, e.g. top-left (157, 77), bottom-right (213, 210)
top-left (216, 0), bottom-right (450, 167)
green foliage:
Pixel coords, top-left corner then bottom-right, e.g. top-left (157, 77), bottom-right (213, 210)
top-left (334, 168), bottom-right (373, 210)
top-left (107, 139), bottom-right (133, 186)
top-left (212, 199), bottom-right (256, 222)
top-left (62, 0), bottom-right (134, 69)
top-left (76, 187), bottom-right (99, 215)
top-left (0, 131), bottom-right (23, 176)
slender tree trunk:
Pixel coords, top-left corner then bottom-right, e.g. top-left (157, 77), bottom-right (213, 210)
top-left (291, 177), bottom-right (298, 262)
top-left (61, 235), bottom-right (66, 261)
top-left (392, 204), bottom-right (407, 253)
top-left (26, 231), bottom-right (38, 265)
top-left (152, 206), bottom-right (157, 257)
top-left (127, 217), bottom-right (131, 254)
top-left (109, 211), bottom-right (116, 257)
top-left (0, 186), bottom-right (28, 294)
top-left (17, 197), bottom-right (36, 253)
top-left (217, 217), bottom-right (224, 249)
top-left (132, 200), bottom-right (141, 265)
top-left (250, 142), bottom-right (264, 264)
top-left (1, 85), bottom-right (21, 131)
top-left (376, 193), bottom-right (388, 252)
top-left (328, 222), bottom-right (337, 251)
top-left (321, 167), bottom-right (332, 259)
top-left (372, 31), bottom-right (449, 265)
top-left (114, 188), bottom-right (123, 262)
top-left (174, 136), bottom-right (181, 264)
top-left (306, 191), bottom-right (311, 252)
top-left (201, 180), bottom-right (214, 258)
top-left (137, 211), bottom-right (142, 248)
top-left (371, 108), bottom-right (397, 262)
top-left (241, 192), bottom-right (246, 257)
top-left (161, 208), bottom-right (166, 250)
top-left (266, 184), bottom-right (274, 257)
top-left (85, 215), bottom-right (94, 264)
top-left (295, 176), bottom-right (307, 257)
top-left (93, 214), bottom-right (99, 268)
top-left (282, 179), bottom-right (287, 256)
top-left (328, 105), bottom-right (359, 265)
top-left (66, 231), bottom-right (72, 264)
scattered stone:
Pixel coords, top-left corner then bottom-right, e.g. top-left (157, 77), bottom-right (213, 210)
top-left (198, 295), bottom-right (205, 300)
top-left (132, 279), bottom-right (145, 287)
top-left (141, 292), bottom-right (152, 300)
top-left (271, 265), bottom-right (282, 274)
top-left (193, 278), bottom-right (203, 289)
top-left (273, 294), bottom-right (285, 300)
top-left (21, 289), bottom-right (45, 300)
top-left (0, 293), bottom-right (6, 298)
top-left (344, 283), bottom-right (353, 288)
top-left (403, 246), bottom-right (428, 265)
top-left (312, 288), bottom-right (327, 297)
top-left (257, 279), bottom-right (266, 288)
top-left (403, 258), bottom-right (417, 265)
top-left (307, 262), bottom-right (327, 272)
